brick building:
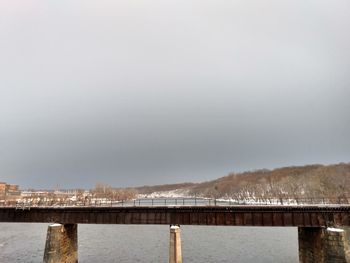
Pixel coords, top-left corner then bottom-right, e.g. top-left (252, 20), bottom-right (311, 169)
top-left (0, 182), bottom-right (21, 201)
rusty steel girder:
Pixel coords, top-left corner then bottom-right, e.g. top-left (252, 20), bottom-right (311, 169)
top-left (0, 206), bottom-right (349, 227)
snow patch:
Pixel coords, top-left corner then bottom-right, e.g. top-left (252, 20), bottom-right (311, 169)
top-left (138, 189), bottom-right (191, 198)
top-left (50, 223), bottom-right (62, 227)
top-left (327, 227), bottom-right (344, 232)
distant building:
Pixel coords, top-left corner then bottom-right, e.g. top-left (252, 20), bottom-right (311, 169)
top-left (0, 182), bottom-right (21, 201)
top-left (21, 191), bottom-right (50, 198)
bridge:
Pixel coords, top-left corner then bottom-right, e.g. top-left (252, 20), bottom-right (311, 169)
top-left (1, 201), bottom-right (350, 263)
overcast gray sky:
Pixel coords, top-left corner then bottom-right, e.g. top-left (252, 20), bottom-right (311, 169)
top-left (1, 0), bottom-right (349, 189)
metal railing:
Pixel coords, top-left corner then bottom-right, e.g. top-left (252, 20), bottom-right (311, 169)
top-left (2, 196), bottom-right (349, 209)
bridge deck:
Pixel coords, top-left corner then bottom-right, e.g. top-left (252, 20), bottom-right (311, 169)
top-left (1, 206), bottom-right (350, 227)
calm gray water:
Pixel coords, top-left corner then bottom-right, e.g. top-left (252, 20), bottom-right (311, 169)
top-left (0, 223), bottom-right (298, 263)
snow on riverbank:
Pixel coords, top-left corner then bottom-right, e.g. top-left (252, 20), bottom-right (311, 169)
top-left (138, 189), bottom-right (192, 199)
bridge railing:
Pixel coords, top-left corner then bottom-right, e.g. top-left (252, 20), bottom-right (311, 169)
top-left (2, 196), bottom-right (350, 209)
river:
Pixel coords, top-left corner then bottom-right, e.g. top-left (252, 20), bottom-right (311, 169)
top-left (0, 223), bottom-right (298, 262)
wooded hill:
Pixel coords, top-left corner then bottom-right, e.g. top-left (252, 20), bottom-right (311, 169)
top-left (132, 163), bottom-right (350, 200)
top-left (134, 183), bottom-right (195, 195)
top-left (188, 163), bottom-right (350, 200)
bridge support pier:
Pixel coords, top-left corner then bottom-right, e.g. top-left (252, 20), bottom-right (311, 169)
top-left (298, 227), bottom-right (350, 263)
top-left (43, 223), bottom-right (78, 263)
top-left (169, 225), bottom-right (182, 263)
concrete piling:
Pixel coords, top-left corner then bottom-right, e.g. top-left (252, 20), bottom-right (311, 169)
top-left (43, 223), bottom-right (78, 263)
top-left (298, 227), bottom-right (350, 263)
top-left (169, 225), bottom-right (182, 263)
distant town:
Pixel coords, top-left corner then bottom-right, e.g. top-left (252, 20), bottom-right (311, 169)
top-left (0, 182), bottom-right (138, 206)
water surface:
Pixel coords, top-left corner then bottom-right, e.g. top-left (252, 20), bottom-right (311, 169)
top-left (0, 223), bottom-right (298, 262)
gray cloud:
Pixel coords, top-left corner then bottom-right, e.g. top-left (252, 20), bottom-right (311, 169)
top-left (1, 0), bottom-right (349, 188)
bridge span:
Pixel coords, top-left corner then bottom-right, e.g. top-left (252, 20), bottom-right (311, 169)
top-left (1, 205), bottom-right (350, 227)
top-left (1, 205), bottom-right (350, 263)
